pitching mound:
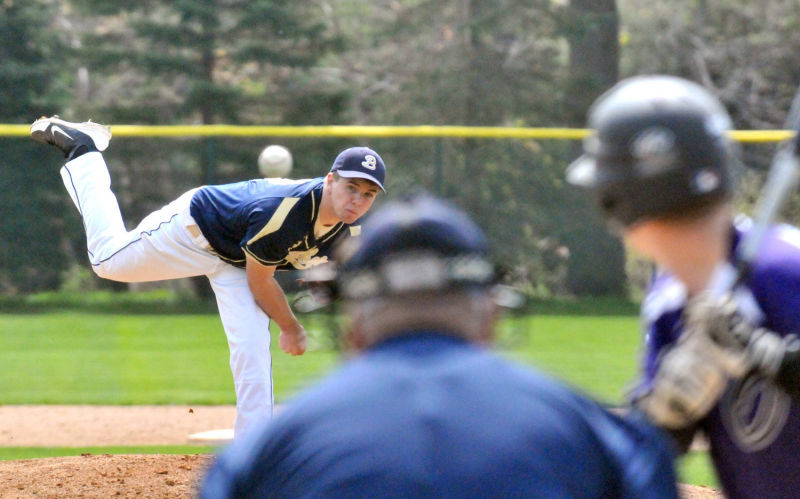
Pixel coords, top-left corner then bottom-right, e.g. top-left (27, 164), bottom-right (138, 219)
top-left (0, 454), bottom-right (213, 498)
top-left (0, 406), bottom-right (722, 498)
top-left (0, 455), bottom-right (721, 498)
top-left (0, 454), bottom-right (722, 498)
top-left (0, 457), bottom-right (722, 499)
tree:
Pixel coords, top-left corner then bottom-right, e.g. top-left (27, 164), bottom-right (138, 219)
top-left (56, 1), bottom-right (344, 295)
top-left (327, 0), bottom-right (628, 296)
top-left (71, 0), bottom-right (339, 181)
top-left (618, 0), bottom-right (800, 226)
top-left (14, 0), bottom-right (799, 298)
top-left (0, 0), bottom-right (75, 292)
top-left (559, 0), bottom-right (628, 296)
top-left (323, 0), bottom-right (584, 295)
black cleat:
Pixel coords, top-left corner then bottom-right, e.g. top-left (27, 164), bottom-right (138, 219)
top-left (30, 115), bottom-right (111, 160)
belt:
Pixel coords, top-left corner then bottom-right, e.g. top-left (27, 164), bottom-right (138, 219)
top-left (186, 223), bottom-right (213, 251)
top-left (186, 223), bottom-right (203, 239)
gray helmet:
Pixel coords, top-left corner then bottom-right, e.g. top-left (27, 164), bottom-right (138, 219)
top-left (295, 193), bottom-right (523, 313)
top-left (567, 75), bottom-right (736, 228)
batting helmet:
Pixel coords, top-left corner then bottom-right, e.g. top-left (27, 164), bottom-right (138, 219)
top-left (567, 75), bottom-right (737, 228)
top-left (338, 193), bottom-right (495, 300)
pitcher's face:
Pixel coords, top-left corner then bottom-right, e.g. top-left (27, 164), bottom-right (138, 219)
top-left (327, 175), bottom-right (380, 224)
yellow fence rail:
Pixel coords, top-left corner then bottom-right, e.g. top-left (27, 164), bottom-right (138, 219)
top-left (0, 124), bottom-right (793, 142)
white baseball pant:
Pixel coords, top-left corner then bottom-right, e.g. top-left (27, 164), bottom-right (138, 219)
top-left (60, 151), bottom-right (273, 440)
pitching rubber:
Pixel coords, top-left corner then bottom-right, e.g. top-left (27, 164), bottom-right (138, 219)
top-left (187, 428), bottom-right (234, 445)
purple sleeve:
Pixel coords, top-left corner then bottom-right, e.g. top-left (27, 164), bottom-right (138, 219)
top-left (637, 269), bottom-right (687, 387)
top-left (749, 226), bottom-right (800, 335)
top-left (639, 309), bottom-right (683, 387)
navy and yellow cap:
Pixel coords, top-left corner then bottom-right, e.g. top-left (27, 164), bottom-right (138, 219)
top-left (330, 147), bottom-right (386, 192)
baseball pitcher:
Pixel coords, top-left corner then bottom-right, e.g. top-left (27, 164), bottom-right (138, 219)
top-left (30, 116), bottom-right (386, 440)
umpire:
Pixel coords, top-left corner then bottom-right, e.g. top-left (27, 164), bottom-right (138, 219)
top-left (201, 194), bottom-right (679, 498)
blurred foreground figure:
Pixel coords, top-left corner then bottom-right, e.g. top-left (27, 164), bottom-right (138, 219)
top-left (568, 75), bottom-right (800, 498)
top-left (201, 193), bottom-right (678, 498)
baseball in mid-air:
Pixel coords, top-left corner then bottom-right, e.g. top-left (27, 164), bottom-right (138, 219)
top-left (258, 145), bottom-right (293, 178)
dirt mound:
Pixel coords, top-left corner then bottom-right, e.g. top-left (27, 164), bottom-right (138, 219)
top-left (0, 405), bottom-right (236, 447)
top-left (0, 454), bottom-right (213, 498)
top-left (0, 454), bottom-right (721, 498)
top-left (0, 406), bottom-right (721, 498)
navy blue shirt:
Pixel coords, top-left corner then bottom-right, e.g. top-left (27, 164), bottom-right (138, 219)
top-left (190, 178), bottom-right (359, 269)
top-left (638, 222), bottom-right (800, 498)
top-left (202, 334), bottom-right (678, 498)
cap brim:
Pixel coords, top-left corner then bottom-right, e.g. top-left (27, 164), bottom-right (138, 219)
top-left (336, 170), bottom-right (386, 192)
top-left (565, 154), bottom-right (599, 187)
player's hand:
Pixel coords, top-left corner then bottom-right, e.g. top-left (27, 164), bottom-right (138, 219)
top-left (635, 335), bottom-right (730, 429)
top-left (684, 291), bottom-right (800, 400)
top-left (684, 291), bottom-right (788, 378)
top-left (682, 291), bottom-right (755, 377)
top-left (279, 323), bottom-right (307, 356)
top-left (636, 291), bottom-right (755, 429)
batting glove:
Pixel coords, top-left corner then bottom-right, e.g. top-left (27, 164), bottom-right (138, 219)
top-left (684, 291), bottom-right (791, 378)
top-left (635, 332), bottom-right (731, 429)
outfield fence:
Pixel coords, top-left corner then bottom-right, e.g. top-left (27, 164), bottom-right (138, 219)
top-left (0, 123), bottom-right (794, 142)
top-left (2, 123), bottom-right (793, 297)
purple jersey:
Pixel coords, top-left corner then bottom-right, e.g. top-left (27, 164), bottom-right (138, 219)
top-left (639, 221), bottom-right (800, 498)
top-left (189, 178), bottom-right (359, 270)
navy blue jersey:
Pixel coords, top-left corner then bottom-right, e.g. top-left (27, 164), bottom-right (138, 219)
top-left (189, 178), bottom-right (359, 270)
top-left (638, 221), bottom-right (800, 498)
top-left (203, 334), bottom-right (678, 498)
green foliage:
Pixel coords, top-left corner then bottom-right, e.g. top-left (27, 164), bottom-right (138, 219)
top-left (0, 2), bottom-right (76, 293)
top-left (0, 1), bottom-right (68, 121)
top-left (5, 0), bottom-right (800, 298)
top-left (522, 295), bottom-right (639, 315)
top-left (0, 143), bottom-right (77, 293)
top-left (17, 2), bottom-right (355, 298)
top-left (71, 0), bottom-right (338, 125)
top-left (321, 0), bottom-right (627, 296)
top-left (0, 289), bottom-right (214, 314)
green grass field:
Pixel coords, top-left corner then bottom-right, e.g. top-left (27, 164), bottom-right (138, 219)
top-left (0, 303), bottom-right (718, 487)
top-left (0, 312), bottom-right (340, 405)
top-left (501, 314), bottom-right (641, 402)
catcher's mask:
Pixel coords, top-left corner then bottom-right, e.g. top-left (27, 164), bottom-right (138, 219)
top-left (295, 193), bottom-right (522, 312)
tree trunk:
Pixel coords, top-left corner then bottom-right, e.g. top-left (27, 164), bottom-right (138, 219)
top-left (563, 0), bottom-right (628, 296)
top-left (565, 0), bottom-right (619, 123)
top-left (461, 0), bottom-right (487, 215)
